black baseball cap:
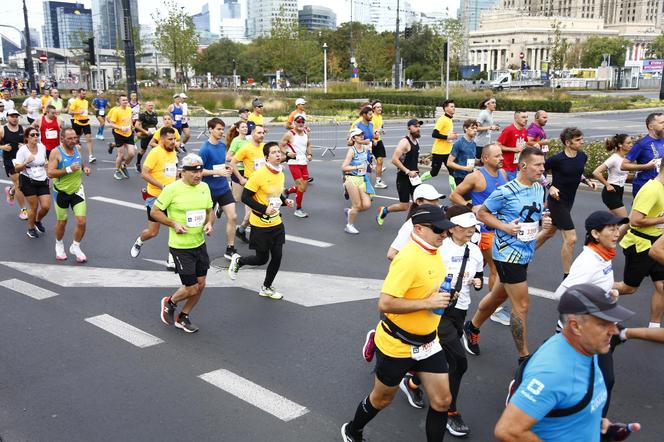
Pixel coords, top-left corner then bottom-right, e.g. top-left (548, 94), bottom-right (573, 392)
top-left (411, 204), bottom-right (456, 231)
top-left (558, 283), bottom-right (634, 322)
top-left (585, 211), bottom-right (629, 232)
top-left (238, 107), bottom-right (249, 114)
top-left (407, 118), bottom-right (423, 127)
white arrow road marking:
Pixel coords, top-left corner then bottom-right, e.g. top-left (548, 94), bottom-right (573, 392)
top-left (199, 369), bottom-right (309, 422)
top-left (89, 196), bottom-right (335, 248)
top-left (85, 314), bottom-right (164, 348)
top-left (0, 278), bottom-right (59, 300)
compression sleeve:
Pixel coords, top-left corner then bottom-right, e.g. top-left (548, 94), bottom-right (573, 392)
top-left (241, 187), bottom-right (268, 214)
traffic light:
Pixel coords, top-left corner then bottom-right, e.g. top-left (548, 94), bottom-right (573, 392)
top-left (84, 37), bottom-right (96, 65)
top-left (404, 27), bottom-right (412, 38)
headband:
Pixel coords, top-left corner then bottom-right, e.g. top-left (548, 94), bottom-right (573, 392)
top-left (182, 164), bottom-right (203, 171)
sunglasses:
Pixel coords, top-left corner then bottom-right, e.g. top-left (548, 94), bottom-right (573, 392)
top-left (420, 224), bottom-right (446, 234)
top-left (28, 133), bottom-right (38, 137)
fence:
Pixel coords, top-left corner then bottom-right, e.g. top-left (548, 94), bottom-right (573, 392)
top-left (306, 119), bottom-right (350, 158)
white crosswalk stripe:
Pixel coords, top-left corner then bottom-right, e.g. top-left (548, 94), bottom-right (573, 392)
top-left (0, 278), bottom-right (59, 300)
top-left (84, 314), bottom-right (164, 348)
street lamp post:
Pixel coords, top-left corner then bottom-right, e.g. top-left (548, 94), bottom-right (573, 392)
top-left (394, 0), bottom-right (401, 89)
top-left (22, 0), bottom-right (36, 91)
top-left (323, 43), bottom-right (328, 94)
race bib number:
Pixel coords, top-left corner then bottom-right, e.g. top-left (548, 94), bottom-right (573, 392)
top-left (356, 164), bottom-right (367, 176)
top-left (296, 152), bottom-right (307, 164)
top-left (410, 340), bottom-right (442, 361)
top-left (75, 185), bottom-right (86, 200)
top-left (513, 152), bottom-right (520, 164)
top-left (164, 163), bottom-right (177, 177)
top-left (185, 209), bottom-right (206, 228)
top-left (656, 158), bottom-right (662, 171)
top-left (148, 127), bottom-right (156, 135)
top-left (268, 197), bottom-right (282, 215)
top-left (98, 109), bottom-right (105, 116)
top-left (30, 165), bottom-right (45, 176)
top-left (212, 164), bottom-right (226, 177)
top-left (174, 114), bottom-right (182, 121)
top-left (541, 144), bottom-right (549, 153)
top-left (82, 109), bottom-right (88, 117)
top-left (45, 128), bottom-right (58, 140)
top-left (253, 157), bottom-right (265, 171)
top-left (517, 221), bottom-right (539, 241)
top-left (466, 159), bottom-right (476, 168)
top-left (409, 174), bottom-right (422, 186)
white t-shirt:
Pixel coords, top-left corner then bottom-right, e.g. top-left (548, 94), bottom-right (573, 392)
top-left (553, 246), bottom-right (613, 299)
top-left (603, 153), bottom-right (629, 187)
top-left (0, 110), bottom-right (7, 124)
top-left (1, 98), bottom-right (15, 112)
top-left (22, 97), bottom-right (41, 120)
top-left (15, 143), bottom-right (48, 181)
top-left (439, 238), bottom-right (484, 311)
top-left (181, 102), bottom-right (189, 122)
top-left (475, 109), bottom-right (493, 147)
top-left (390, 219), bottom-right (414, 252)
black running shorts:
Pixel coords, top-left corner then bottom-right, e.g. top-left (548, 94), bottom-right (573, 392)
top-left (547, 196), bottom-right (575, 231)
top-left (19, 174), bottom-right (49, 197)
top-left (212, 190), bottom-right (235, 208)
top-left (72, 121), bottom-right (91, 136)
top-left (623, 244), bottom-right (664, 287)
top-left (372, 140), bottom-right (386, 158)
top-left (170, 244), bottom-right (210, 286)
top-left (396, 172), bottom-right (416, 203)
top-left (249, 223), bottom-right (285, 252)
top-left (374, 346), bottom-right (449, 387)
top-left (494, 260), bottom-right (528, 284)
top-left (601, 185), bottom-right (625, 210)
top-left (113, 132), bottom-right (135, 147)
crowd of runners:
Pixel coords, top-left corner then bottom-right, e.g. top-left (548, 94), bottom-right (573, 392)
top-left (1, 86), bottom-right (663, 441)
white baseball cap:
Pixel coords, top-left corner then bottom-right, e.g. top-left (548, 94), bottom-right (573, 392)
top-left (450, 212), bottom-right (482, 228)
top-left (413, 184), bottom-right (444, 201)
top-left (295, 98), bottom-right (306, 105)
top-left (179, 93), bottom-right (188, 99)
top-left (349, 127), bottom-right (364, 137)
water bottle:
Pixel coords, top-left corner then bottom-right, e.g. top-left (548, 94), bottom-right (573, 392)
top-left (433, 274), bottom-right (453, 315)
top-left (603, 423), bottom-right (638, 441)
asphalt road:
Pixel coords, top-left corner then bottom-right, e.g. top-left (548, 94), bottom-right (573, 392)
top-left (0, 131), bottom-right (662, 441)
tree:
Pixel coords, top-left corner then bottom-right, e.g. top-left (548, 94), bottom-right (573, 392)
top-left (549, 21), bottom-right (569, 74)
top-left (647, 33), bottom-right (664, 59)
top-left (580, 36), bottom-right (630, 68)
top-left (193, 38), bottom-right (248, 76)
top-left (438, 18), bottom-right (464, 80)
top-left (152, 0), bottom-right (199, 84)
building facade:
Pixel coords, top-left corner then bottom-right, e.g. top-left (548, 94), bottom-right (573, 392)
top-left (246, 0), bottom-right (298, 39)
top-left (369, 0), bottom-right (413, 32)
top-left (298, 5), bottom-right (337, 31)
top-left (43, 1), bottom-right (93, 49)
top-left (91, 0), bottom-right (140, 51)
top-left (459, 0), bottom-right (499, 32)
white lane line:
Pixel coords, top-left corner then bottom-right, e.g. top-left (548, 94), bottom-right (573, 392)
top-left (91, 196), bottom-right (334, 248)
top-left (0, 278), bottom-right (59, 300)
top-left (0, 179), bottom-right (12, 185)
top-left (84, 314), bottom-right (164, 348)
top-left (90, 196), bottom-right (146, 210)
top-left (285, 234), bottom-right (333, 248)
top-left (199, 369), bottom-right (309, 422)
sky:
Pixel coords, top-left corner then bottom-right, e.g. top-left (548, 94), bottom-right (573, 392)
top-left (0, 0), bottom-right (457, 44)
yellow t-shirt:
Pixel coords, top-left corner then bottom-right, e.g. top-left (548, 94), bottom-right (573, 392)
top-left (143, 145), bottom-right (178, 197)
top-left (248, 112), bottom-right (264, 126)
top-left (234, 142), bottom-right (265, 177)
top-left (107, 106), bottom-right (134, 137)
top-left (70, 98), bottom-right (90, 125)
top-left (374, 237), bottom-right (446, 358)
top-left (151, 126), bottom-right (181, 144)
top-left (372, 114), bottom-right (383, 141)
top-left (40, 95), bottom-right (51, 110)
top-left (620, 179), bottom-right (664, 253)
top-left (432, 114), bottom-right (453, 155)
top-left (244, 165), bottom-right (285, 228)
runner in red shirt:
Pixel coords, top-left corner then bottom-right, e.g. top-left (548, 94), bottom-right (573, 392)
top-left (33, 104), bottom-right (60, 159)
top-left (496, 111), bottom-right (528, 180)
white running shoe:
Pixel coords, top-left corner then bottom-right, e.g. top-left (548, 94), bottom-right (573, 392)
top-left (130, 237), bottom-right (142, 258)
top-left (374, 179), bottom-right (388, 189)
top-left (344, 224), bottom-right (359, 234)
top-left (55, 241), bottom-right (67, 261)
top-left (293, 209), bottom-right (309, 218)
top-left (228, 253), bottom-right (241, 280)
top-left (258, 285), bottom-right (283, 300)
top-left (69, 243), bottom-right (87, 263)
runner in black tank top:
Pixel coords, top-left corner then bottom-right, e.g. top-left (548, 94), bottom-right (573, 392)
top-left (376, 120), bottom-right (424, 225)
top-left (0, 113), bottom-right (27, 217)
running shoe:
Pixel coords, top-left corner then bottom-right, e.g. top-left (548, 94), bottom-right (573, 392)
top-left (420, 171), bottom-right (432, 182)
top-left (19, 208), bottom-right (28, 220)
top-left (130, 237), bottom-right (142, 258)
top-left (26, 228), bottom-right (39, 239)
top-left (224, 245), bottom-right (237, 260)
top-left (376, 206), bottom-right (388, 226)
top-left (107, 142), bottom-right (115, 154)
top-left (55, 241), bottom-right (67, 260)
top-left (293, 209), bottom-right (308, 218)
top-left (175, 313), bottom-right (199, 333)
top-left (258, 285), bottom-right (283, 300)
top-left (160, 296), bottom-right (175, 325)
top-left (179, 145), bottom-right (187, 153)
top-left (399, 374), bottom-right (424, 409)
top-left (344, 224), bottom-right (359, 234)
top-left (490, 306), bottom-right (511, 326)
top-left (136, 162), bottom-right (142, 173)
top-left (308, 177), bottom-right (314, 183)
top-left (35, 220), bottom-right (46, 233)
top-left (113, 170), bottom-right (124, 180)
top-left (215, 203), bottom-right (222, 219)
top-left (69, 243), bottom-right (87, 263)
top-left (374, 179), bottom-right (387, 189)
top-left (88, 155), bottom-right (96, 163)
top-left (235, 226), bottom-right (249, 243)
top-left (448, 175), bottom-right (457, 192)
top-left (362, 329), bottom-right (376, 363)
top-left (228, 253), bottom-right (241, 280)
top-left (340, 423), bottom-right (363, 442)
top-left (462, 321), bottom-right (481, 356)
top-left (5, 186), bottom-right (14, 205)
top-left (121, 165), bottom-right (129, 179)
top-left (446, 412), bottom-right (470, 437)
top-left (166, 253), bottom-right (176, 271)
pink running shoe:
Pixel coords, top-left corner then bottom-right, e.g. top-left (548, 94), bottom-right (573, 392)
top-left (5, 186), bottom-right (15, 205)
top-left (362, 329), bottom-right (376, 363)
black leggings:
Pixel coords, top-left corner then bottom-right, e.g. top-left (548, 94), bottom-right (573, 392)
top-left (430, 154), bottom-right (449, 177)
top-left (238, 243), bottom-right (283, 287)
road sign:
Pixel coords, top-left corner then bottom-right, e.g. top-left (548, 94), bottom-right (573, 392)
top-left (39, 53), bottom-right (47, 62)
top-left (519, 52), bottom-right (524, 59)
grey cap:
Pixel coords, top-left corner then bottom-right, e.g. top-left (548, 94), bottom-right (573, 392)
top-left (558, 283), bottom-right (635, 322)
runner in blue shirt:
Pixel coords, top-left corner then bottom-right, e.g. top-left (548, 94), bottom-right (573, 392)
top-left (621, 112), bottom-right (664, 196)
top-left (91, 91), bottom-right (109, 140)
top-left (447, 119), bottom-right (479, 187)
top-left (199, 117), bottom-right (237, 260)
top-left (462, 147), bottom-right (551, 361)
top-left (495, 284), bottom-right (638, 442)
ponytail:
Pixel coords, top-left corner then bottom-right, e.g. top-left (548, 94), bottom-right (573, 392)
top-left (605, 134), bottom-right (629, 152)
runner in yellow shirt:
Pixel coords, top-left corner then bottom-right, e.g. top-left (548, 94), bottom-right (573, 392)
top-left (421, 99), bottom-right (459, 183)
top-left (247, 98), bottom-right (265, 135)
top-left (106, 94), bottom-right (136, 180)
top-left (69, 88), bottom-right (95, 163)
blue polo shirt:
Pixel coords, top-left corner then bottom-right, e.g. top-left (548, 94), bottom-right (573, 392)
top-left (450, 136), bottom-right (477, 179)
top-left (200, 139), bottom-right (230, 196)
top-left (511, 333), bottom-right (607, 442)
top-left (625, 134), bottom-right (664, 195)
top-left (356, 120), bottom-right (374, 142)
